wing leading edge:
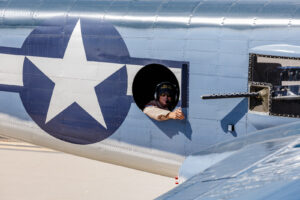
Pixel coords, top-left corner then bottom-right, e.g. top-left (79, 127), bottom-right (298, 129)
top-left (157, 121), bottom-right (300, 200)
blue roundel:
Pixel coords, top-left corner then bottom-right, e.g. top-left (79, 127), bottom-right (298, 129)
top-left (20, 18), bottom-right (132, 144)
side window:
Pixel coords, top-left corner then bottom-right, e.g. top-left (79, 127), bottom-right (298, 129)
top-left (132, 64), bottom-right (180, 111)
top-left (249, 54), bottom-right (300, 117)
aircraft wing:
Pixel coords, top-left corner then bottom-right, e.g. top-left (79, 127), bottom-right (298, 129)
top-left (157, 121), bottom-right (300, 200)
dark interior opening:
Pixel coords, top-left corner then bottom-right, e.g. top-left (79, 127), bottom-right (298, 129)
top-left (249, 54), bottom-right (300, 118)
top-left (132, 64), bottom-right (180, 110)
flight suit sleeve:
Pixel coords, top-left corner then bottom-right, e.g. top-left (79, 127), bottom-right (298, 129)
top-left (143, 106), bottom-right (170, 121)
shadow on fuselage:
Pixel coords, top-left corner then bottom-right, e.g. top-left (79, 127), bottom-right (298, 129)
top-left (150, 108), bottom-right (192, 140)
top-left (220, 98), bottom-right (248, 137)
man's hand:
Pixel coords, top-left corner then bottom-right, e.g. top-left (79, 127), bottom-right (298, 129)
top-left (167, 108), bottom-right (185, 120)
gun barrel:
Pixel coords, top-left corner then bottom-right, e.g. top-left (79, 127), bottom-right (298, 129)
top-left (201, 92), bottom-right (260, 99)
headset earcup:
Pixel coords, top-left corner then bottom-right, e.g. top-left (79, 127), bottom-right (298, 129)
top-left (154, 83), bottom-right (158, 100)
top-left (154, 82), bottom-right (162, 100)
top-left (171, 83), bottom-right (179, 103)
top-left (175, 85), bottom-right (179, 102)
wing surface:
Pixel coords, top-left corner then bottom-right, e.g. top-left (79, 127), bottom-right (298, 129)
top-left (157, 121), bottom-right (300, 200)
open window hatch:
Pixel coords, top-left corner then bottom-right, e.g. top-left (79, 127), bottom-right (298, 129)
top-left (132, 63), bottom-right (189, 111)
top-left (249, 53), bottom-right (300, 117)
top-left (202, 45), bottom-right (300, 118)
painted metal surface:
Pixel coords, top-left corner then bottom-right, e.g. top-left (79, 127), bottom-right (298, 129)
top-left (0, 0), bottom-right (299, 183)
top-left (0, 16), bottom-right (187, 145)
top-left (158, 121), bottom-right (300, 199)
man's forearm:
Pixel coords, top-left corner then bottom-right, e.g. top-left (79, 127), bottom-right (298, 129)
top-left (143, 106), bottom-right (170, 121)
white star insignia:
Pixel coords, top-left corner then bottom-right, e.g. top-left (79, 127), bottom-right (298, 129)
top-left (27, 20), bottom-right (124, 129)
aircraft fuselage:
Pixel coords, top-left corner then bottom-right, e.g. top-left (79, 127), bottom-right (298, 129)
top-left (0, 0), bottom-right (299, 177)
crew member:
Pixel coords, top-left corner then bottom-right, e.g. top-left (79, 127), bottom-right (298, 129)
top-left (143, 82), bottom-right (185, 121)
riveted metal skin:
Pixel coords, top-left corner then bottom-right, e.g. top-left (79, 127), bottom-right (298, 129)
top-left (1, 0), bottom-right (300, 181)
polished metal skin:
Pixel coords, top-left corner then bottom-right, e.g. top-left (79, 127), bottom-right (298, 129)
top-left (0, 0), bottom-right (300, 199)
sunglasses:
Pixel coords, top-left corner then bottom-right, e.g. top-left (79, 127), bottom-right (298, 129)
top-left (160, 93), bottom-right (172, 97)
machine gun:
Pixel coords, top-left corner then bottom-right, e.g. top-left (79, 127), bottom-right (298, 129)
top-left (201, 88), bottom-right (268, 100)
top-left (202, 92), bottom-right (260, 99)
